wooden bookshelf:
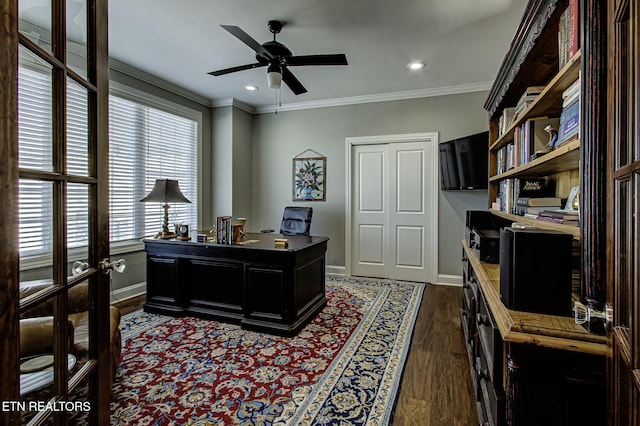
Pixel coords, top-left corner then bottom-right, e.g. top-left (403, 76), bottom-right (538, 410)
top-left (490, 138), bottom-right (580, 181)
top-left (489, 208), bottom-right (581, 239)
top-left (490, 50), bottom-right (581, 152)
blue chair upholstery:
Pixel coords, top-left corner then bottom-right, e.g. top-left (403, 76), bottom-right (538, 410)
top-left (280, 206), bottom-right (313, 236)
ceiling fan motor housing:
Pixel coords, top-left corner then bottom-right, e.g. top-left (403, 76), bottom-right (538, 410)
top-left (257, 41), bottom-right (292, 65)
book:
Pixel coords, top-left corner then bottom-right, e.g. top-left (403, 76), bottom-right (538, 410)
top-left (562, 78), bottom-right (580, 105)
top-left (538, 209), bottom-right (579, 219)
top-left (557, 98), bottom-right (580, 146)
top-left (536, 215), bottom-right (579, 226)
top-left (516, 197), bottom-right (562, 207)
top-left (512, 177), bottom-right (555, 201)
top-left (558, 6), bottom-right (569, 68)
top-left (559, 0), bottom-right (579, 69)
top-left (514, 205), bottom-right (558, 216)
top-left (568, 0), bottom-right (580, 59)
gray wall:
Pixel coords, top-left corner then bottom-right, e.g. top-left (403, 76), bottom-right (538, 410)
top-left (249, 91), bottom-right (489, 278)
top-left (20, 80), bottom-right (490, 292)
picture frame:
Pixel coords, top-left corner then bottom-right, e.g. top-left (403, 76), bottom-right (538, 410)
top-left (292, 155), bottom-right (326, 201)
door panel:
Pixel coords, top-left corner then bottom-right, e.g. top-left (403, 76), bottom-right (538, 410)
top-left (395, 225), bottom-right (424, 268)
top-left (352, 145), bottom-right (388, 278)
top-left (396, 150), bottom-right (424, 213)
top-left (607, 0), bottom-right (640, 423)
top-left (389, 143), bottom-right (430, 281)
top-left (358, 225), bottom-right (385, 265)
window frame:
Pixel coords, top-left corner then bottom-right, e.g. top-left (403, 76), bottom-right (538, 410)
top-left (19, 79), bottom-right (203, 271)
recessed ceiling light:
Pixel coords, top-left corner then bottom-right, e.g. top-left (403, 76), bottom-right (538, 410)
top-left (245, 85), bottom-right (259, 91)
top-left (407, 61), bottom-right (427, 71)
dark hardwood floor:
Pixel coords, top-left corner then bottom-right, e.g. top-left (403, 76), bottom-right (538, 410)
top-left (391, 283), bottom-right (477, 425)
top-left (113, 283), bottom-right (477, 425)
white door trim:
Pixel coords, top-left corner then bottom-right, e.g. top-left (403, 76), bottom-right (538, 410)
top-left (345, 132), bottom-right (439, 283)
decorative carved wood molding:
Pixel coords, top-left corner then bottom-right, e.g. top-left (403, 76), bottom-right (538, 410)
top-left (484, 0), bottom-right (561, 118)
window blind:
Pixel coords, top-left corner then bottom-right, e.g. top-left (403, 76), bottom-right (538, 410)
top-left (109, 95), bottom-right (198, 241)
top-left (18, 64), bottom-right (198, 259)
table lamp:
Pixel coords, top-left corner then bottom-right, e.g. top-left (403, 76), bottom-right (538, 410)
top-left (140, 178), bottom-right (191, 239)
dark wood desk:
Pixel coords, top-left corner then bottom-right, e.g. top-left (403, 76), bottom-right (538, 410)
top-left (143, 233), bottom-right (328, 336)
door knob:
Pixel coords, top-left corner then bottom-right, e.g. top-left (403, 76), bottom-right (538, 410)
top-left (72, 261), bottom-right (90, 275)
top-left (99, 258), bottom-right (126, 274)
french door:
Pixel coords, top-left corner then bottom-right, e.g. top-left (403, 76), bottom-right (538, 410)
top-left (607, 0), bottom-right (640, 423)
top-left (0, 0), bottom-right (111, 424)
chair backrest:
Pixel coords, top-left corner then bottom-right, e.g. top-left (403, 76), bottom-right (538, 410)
top-left (280, 206), bottom-right (313, 236)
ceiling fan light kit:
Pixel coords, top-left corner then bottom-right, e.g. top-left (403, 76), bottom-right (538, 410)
top-left (208, 20), bottom-right (348, 95)
top-left (267, 62), bottom-right (282, 89)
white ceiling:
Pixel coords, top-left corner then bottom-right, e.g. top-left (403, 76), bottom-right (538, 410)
top-left (25, 0), bottom-right (531, 111)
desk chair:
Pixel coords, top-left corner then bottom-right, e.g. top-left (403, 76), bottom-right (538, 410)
top-left (279, 206), bottom-right (313, 236)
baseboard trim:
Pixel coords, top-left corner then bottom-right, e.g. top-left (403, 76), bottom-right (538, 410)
top-left (111, 282), bottom-right (146, 304)
top-left (326, 265), bottom-right (346, 276)
top-left (108, 267), bottom-right (450, 302)
top-left (436, 274), bottom-right (463, 287)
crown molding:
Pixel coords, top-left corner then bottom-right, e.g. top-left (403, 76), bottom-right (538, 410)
top-left (210, 98), bottom-right (256, 114)
top-left (108, 57), bottom-right (490, 115)
top-left (109, 58), bottom-right (213, 107)
top-left (252, 82), bottom-right (492, 114)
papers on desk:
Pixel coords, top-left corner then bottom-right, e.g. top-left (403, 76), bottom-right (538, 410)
top-left (236, 239), bottom-right (260, 245)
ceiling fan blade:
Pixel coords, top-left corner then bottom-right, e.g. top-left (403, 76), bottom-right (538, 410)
top-left (208, 62), bottom-right (264, 76)
top-left (287, 54), bottom-right (348, 66)
top-left (220, 25), bottom-right (273, 60)
top-left (282, 67), bottom-right (307, 95)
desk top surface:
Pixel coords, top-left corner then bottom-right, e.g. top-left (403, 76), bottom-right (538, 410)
top-left (143, 232), bottom-right (328, 252)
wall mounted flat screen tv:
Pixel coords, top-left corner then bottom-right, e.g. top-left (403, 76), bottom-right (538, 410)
top-left (439, 131), bottom-right (488, 190)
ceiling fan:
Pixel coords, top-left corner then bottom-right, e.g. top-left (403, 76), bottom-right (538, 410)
top-left (208, 20), bottom-right (348, 95)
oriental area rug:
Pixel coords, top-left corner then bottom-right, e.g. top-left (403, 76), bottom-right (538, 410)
top-left (110, 276), bottom-right (424, 425)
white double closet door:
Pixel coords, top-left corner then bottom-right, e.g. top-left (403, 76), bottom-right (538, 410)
top-left (349, 134), bottom-right (438, 283)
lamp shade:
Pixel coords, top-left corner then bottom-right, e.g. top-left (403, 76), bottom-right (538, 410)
top-left (140, 179), bottom-right (191, 204)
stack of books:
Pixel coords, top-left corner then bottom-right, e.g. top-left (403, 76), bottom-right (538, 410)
top-left (216, 216), bottom-right (232, 244)
top-left (517, 196), bottom-right (563, 218)
top-left (536, 209), bottom-right (580, 226)
top-left (498, 178), bottom-right (555, 215)
top-left (556, 76), bottom-right (580, 147)
top-left (513, 86), bottom-right (545, 120)
top-left (274, 238), bottom-right (289, 249)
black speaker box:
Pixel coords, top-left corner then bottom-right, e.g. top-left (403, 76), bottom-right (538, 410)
top-left (465, 210), bottom-right (496, 229)
top-left (499, 227), bottom-right (573, 317)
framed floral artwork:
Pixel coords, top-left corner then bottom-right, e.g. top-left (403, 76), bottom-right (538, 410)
top-left (292, 153), bottom-right (326, 201)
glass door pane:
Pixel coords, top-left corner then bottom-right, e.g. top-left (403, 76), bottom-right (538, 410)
top-left (19, 179), bottom-right (53, 281)
top-left (67, 0), bottom-right (88, 79)
top-left (18, 0), bottom-right (53, 54)
top-left (18, 46), bottom-right (53, 173)
top-left (67, 78), bottom-right (89, 176)
top-left (67, 183), bottom-right (90, 271)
